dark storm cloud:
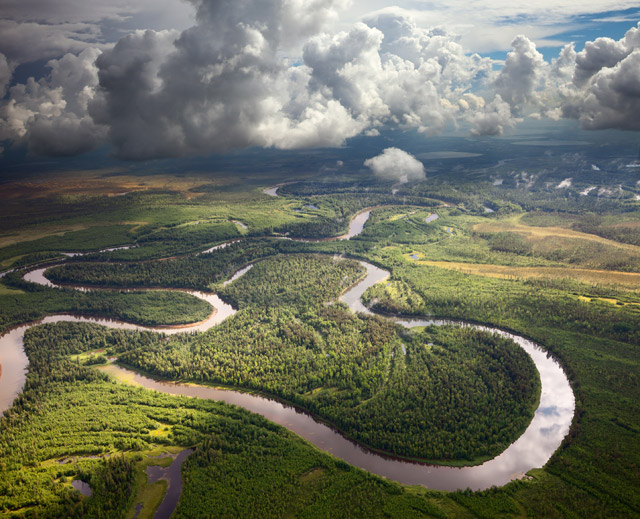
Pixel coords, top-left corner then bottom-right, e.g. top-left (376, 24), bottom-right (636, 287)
top-left (0, 54), bottom-right (11, 97)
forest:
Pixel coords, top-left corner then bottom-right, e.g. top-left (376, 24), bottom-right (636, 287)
top-left (0, 269), bottom-right (213, 329)
top-left (0, 167), bottom-right (638, 518)
top-left (42, 253), bottom-right (541, 462)
top-left (0, 319), bottom-right (520, 519)
top-left (45, 239), bottom-right (319, 291)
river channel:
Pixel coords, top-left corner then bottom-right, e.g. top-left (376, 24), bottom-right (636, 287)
top-left (0, 209), bottom-right (574, 491)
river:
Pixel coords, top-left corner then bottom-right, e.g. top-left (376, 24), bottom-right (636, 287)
top-left (0, 212), bottom-right (574, 492)
top-left (283, 209), bottom-right (371, 243)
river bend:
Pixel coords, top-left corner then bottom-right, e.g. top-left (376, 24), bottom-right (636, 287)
top-left (0, 214), bottom-right (574, 491)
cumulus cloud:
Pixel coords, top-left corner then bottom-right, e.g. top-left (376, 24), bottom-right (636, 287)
top-left (494, 35), bottom-right (546, 112)
top-left (0, 48), bottom-right (106, 156)
top-left (466, 95), bottom-right (517, 136)
top-left (1, 2), bottom-right (640, 160)
top-left (345, 1), bottom-right (640, 54)
top-left (89, 0), bottom-right (361, 159)
top-left (86, 5), bottom-right (493, 159)
top-left (551, 43), bottom-right (577, 82)
top-left (474, 22), bottom-right (640, 133)
top-left (558, 23), bottom-right (640, 131)
top-left (573, 36), bottom-right (631, 87)
top-left (364, 147), bottom-right (426, 183)
top-left (573, 49), bottom-right (640, 131)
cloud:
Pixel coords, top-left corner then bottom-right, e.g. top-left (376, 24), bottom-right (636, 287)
top-left (89, 0), bottom-right (362, 159)
top-left (1, 0), bottom-right (194, 26)
top-left (592, 13), bottom-right (640, 23)
top-left (88, 29), bottom-right (183, 159)
top-left (470, 98), bottom-right (516, 136)
top-left (576, 50), bottom-right (640, 130)
top-left (573, 36), bottom-right (631, 86)
top-left (0, 19), bottom-right (105, 66)
top-left (364, 147), bottom-right (426, 183)
top-left (1, 3), bottom-right (640, 160)
top-left (559, 23), bottom-right (640, 131)
top-left (0, 0), bottom-right (198, 116)
top-left (494, 35), bottom-right (547, 112)
top-left (0, 0), bottom-right (196, 67)
top-left (88, 7), bottom-right (492, 159)
top-left (0, 48), bottom-right (106, 156)
top-left (346, 2), bottom-right (640, 53)
top-left (0, 54), bottom-right (12, 98)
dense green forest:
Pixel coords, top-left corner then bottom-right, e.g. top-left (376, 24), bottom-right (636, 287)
top-left (119, 306), bottom-right (539, 461)
top-left (0, 169), bottom-right (639, 517)
top-left (0, 271), bottom-right (213, 329)
top-left (214, 255), bottom-right (364, 308)
top-left (46, 254), bottom-right (539, 462)
top-left (45, 239), bottom-right (319, 291)
top-left (359, 240), bottom-right (640, 516)
top-left (0, 320), bottom-right (522, 519)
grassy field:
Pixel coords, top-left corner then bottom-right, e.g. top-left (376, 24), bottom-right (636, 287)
top-left (405, 253), bottom-right (640, 288)
top-left (475, 214), bottom-right (640, 254)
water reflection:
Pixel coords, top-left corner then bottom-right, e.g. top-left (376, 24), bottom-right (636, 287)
top-left (0, 255), bottom-right (574, 491)
top-left (71, 480), bottom-right (92, 497)
top-left (284, 209), bottom-right (371, 243)
top-left (342, 210), bottom-right (370, 239)
top-left (146, 449), bottom-right (193, 519)
top-left (338, 262), bottom-right (575, 489)
top-left (22, 267), bottom-right (236, 332)
top-left (223, 264), bottom-right (253, 286)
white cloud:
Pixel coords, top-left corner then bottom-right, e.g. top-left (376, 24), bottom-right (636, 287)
top-left (345, 1), bottom-right (640, 52)
top-left (559, 23), bottom-right (640, 131)
top-left (0, 48), bottom-right (106, 156)
top-left (467, 95), bottom-right (518, 136)
top-left (364, 147), bottom-right (426, 183)
top-left (86, 7), bottom-right (494, 159)
top-left (494, 35), bottom-right (547, 112)
top-left (592, 12), bottom-right (640, 23)
top-left (1, 2), bottom-right (639, 159)
top-left (573, 36), bottom-right (631, 86)
top-left (88, 1), bottom-right (362, 159)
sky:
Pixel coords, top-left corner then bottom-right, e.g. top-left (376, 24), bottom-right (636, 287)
top-left (0, 0), bottom-right (639, 168)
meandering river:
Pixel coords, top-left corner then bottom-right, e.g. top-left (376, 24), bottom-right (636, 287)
top-left (0, 209), bottom-right (574, 491)
top-left (282, 208), bottom-right (371, 242)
